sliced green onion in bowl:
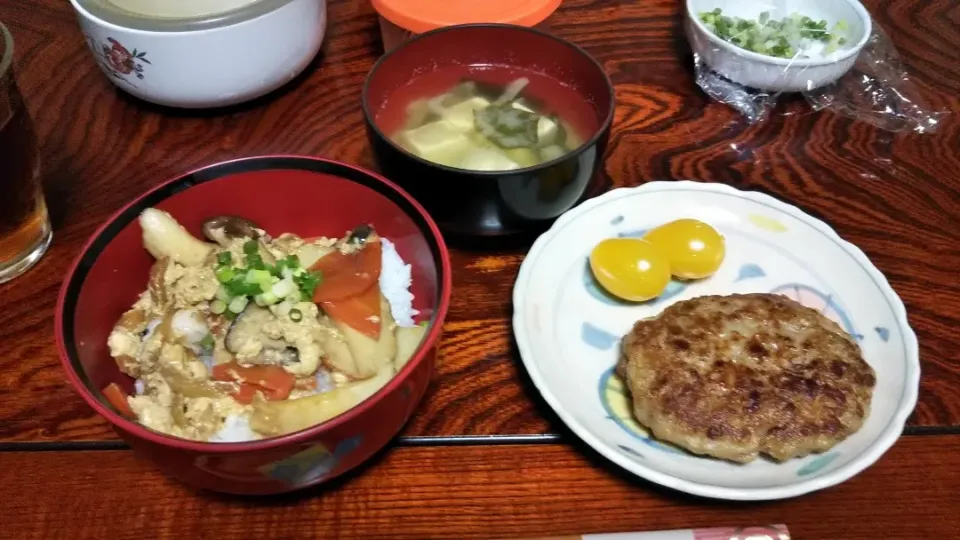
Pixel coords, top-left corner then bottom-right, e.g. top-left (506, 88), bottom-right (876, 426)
top-left (255, 291), bottom-right (280, 306)
top-left (271, 278), bottom-right (296, 298)
top-left (295, 271), bottom-right (322, 300)
top-left (215, 266), bottom-right (235, 284)
top-left (216, 286), bottom-right (232, 303)
top-left (245, 269), bottom-right (273, 284)
top-left (225, 278), bottom-right (263, 297)
top-left (243, 240), bottom-right (259, 256)
top-left (228, 295), bottom-right (250, 314)
top-left (210, 299), bottom-right (227, 315)
top-left (697, 9), bottom-right (848, 59)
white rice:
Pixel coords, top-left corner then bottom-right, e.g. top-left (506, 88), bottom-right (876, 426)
top-left (379, 238), bottom-right (419, 327)
top-left (314, 369), bottom-right (335, 393)
top-left (207, 236), bottom-right (417, 443)
top-left (209, 414), bottom-right (260, 443)
top-left (171, 310), bottom-right (209, 351)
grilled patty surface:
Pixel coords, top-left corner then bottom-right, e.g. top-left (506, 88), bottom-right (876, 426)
top-left (616, 293), bottom-right (876, 463)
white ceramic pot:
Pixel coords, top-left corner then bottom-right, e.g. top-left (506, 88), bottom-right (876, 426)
top-left (685, 0), bottom-right (871, 93)
top-left (69, 0), bottom-right (327, 108)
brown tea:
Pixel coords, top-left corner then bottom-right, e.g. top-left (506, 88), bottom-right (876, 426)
top-left (0, 73), bottom-right (49, 279)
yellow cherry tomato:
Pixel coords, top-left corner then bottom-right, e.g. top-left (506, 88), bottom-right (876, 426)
top-left (642, 219), bottom-right (725, 280)
top-left (589, 238), bottom-right (671, 302)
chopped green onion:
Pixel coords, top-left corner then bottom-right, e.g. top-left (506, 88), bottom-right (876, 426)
top-left (245, 269), bottom-right (273, 284)
top-left (289, 308), bottom-right (303, 322)
top-left (228, 295), bottom-right (249, 314)
top-left (255, 291), bottom-right (280, 306)
top-left (698, 9), bottom-right (847, 59)
top-left (199, 333), bottom-right (215, 351)
top-left (215, 266), bottom-right (235, 284)
top-left (295, 271), bottom-right (322, 301)
top-left (210, 299), bottom-right (227, 315)
top-left (225, 277), bottom-right (263, 297)
top-left (246, 254), bottom-right (265, 270)
top-left (211, 239), bottom-right (325, 319)
top-left (271, 279), bottom-right (296, 298)
top-left (216, 286), bottom-right (232, 303)
top-left (275, 254), bottom-right (300, 273)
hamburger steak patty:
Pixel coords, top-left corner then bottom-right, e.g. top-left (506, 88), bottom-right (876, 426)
top-left (616, 293), bottom-right (876, 463)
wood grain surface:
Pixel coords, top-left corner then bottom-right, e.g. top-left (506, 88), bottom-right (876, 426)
top-left (0, 0), bottom-right (958, 448)
top-left (4, 436), bottom-right (960, 539)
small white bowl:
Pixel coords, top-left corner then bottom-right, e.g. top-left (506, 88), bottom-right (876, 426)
top-left (513, 181), bottom-right (920, 500)
top-left (69, 0), bottom-right (327, 108)
top-left (685, 0), bottom-right (871, 92)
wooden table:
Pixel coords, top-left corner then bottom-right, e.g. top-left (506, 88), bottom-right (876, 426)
top-left (1, 0), bottom-right (959, 538)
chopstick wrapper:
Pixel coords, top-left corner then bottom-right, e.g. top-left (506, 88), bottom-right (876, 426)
top-left (501, 524), bottom-right (790, 540)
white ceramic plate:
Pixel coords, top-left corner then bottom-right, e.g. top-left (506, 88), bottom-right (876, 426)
top-left (512, 181), bottom-right (920, 500)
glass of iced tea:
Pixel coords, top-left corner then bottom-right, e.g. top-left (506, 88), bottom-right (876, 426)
top-left (0, 21), bottom-right (51, 284)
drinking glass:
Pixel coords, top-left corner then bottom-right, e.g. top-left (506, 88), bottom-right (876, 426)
top-left (0, 21), bottom-right (51, 284)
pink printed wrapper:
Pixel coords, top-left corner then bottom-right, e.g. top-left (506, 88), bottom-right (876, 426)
top-left (692, 524), bottom-right (790, 540)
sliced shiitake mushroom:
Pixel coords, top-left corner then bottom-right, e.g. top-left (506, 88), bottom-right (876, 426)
top-left (224, 304), bottom-right (298, 364)
top-left (346, 224), bottom-right (375, 246)
top-left (202, 215), bottom-right (277, 264)
top-left (201, 216), bottom-right (262, 247)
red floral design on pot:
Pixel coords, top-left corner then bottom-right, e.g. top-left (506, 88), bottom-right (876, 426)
top-left (94, 37), bottom-right (151, 81)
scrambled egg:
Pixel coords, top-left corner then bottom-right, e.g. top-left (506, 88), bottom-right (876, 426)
top-left (106, 210), bottom-right (420, 442)
top-left (108, 230), bottom-right (341, 440)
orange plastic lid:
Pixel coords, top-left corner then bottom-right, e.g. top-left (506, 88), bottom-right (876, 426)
top-left (372, 0), bottom-right (562, 35)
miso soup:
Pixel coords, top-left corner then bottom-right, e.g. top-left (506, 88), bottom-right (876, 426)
top-left (381, 66), bottom-right (596, 172)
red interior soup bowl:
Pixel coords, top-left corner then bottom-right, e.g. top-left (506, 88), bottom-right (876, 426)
top-left (55, 156), bottom-right (452, 495)
top-left (362, 23), bottom-right (615, 239)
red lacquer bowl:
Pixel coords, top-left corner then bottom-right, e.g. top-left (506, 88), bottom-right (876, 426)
top-left (55, 156), bottom-right (452, 495)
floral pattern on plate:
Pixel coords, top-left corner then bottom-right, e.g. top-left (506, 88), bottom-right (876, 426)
top-left (512, 181), bottom-right (919, 500)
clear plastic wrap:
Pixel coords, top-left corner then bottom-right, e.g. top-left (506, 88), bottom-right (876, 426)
top-left (686, 2), bottom-right (946, 133)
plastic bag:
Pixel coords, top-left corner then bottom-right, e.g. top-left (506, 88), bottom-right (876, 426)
top-left (686, 3), bottom-right (946, 133)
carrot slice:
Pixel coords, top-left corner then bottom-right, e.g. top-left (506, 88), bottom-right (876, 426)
top-left (212, 361), bottom-right (296, 402)
top-left (310, 240), bottom-right (382, 303)
top-left (322, 283), bottom-right (381, 339)
top-left (232, 383), bottom-right (261, 405)
top-left (103, 382), bottom-right (135, 418)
